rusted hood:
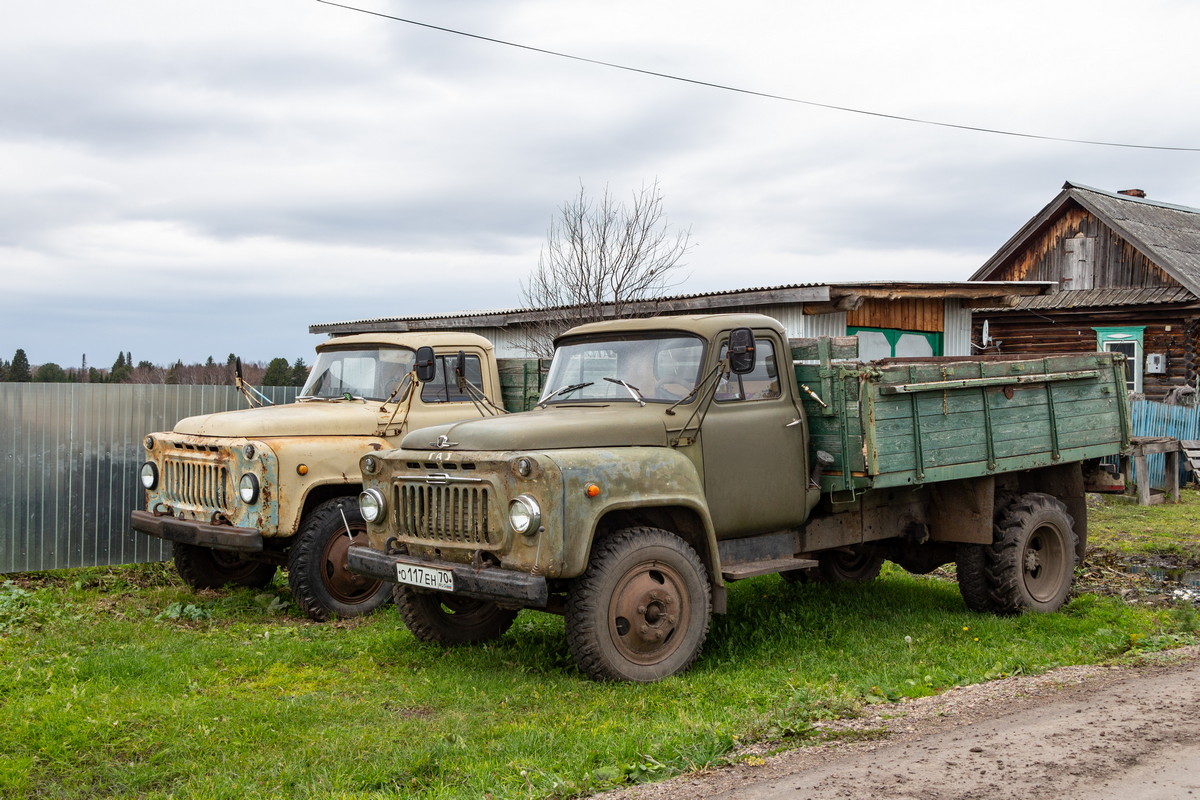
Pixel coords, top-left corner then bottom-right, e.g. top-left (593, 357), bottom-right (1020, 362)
top-left (173, 401), bottom-right (380, 438)
top-left (403, 405), bottom-right (670, 451)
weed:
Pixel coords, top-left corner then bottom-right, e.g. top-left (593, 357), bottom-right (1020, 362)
top-left (154, 601), bottom-right (212, 622)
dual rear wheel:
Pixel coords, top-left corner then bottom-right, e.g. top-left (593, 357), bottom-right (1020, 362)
top-left (957, 492), bottom-right (1077, 614)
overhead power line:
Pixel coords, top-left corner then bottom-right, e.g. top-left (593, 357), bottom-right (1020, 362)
top-left (318, 0), bottom-right (1200, 153)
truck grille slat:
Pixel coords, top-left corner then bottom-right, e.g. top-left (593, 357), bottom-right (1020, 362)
top-left (398, 483), bottom-right (493, 545)
top-left (164, 458), bottom-right (231, 513)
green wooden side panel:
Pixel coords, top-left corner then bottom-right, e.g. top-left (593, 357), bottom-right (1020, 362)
top-left (793, 345), bottom-right (1132, 493)
top-left (497, 358), bottom-right (546, 412)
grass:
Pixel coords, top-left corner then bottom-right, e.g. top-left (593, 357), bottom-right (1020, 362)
top-left (2, 545), bottom-right (1197, 800)
top-left (1088, 488), bottom-right (1200, 564)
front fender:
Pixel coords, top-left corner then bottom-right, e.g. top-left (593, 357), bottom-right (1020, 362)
top-left (546, 447), bottom-right (719, 583)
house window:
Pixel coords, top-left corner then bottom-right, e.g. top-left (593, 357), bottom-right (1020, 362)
top-left (1095, 327), bottom-right (1144, 393)
top-left (848, 327), bottom-right (943, 360)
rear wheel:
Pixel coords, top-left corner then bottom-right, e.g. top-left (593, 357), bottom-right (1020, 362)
top-left (288, 499), bottom-right (391, 621)
top-left (394, 586), bottom-right (518, 644)
top-left (816, 547), bottom-right (884, 583)
top-left (173, 541), bottom-right (275, 590)
top-left (565, 527), bottom-right (711, 683)
top-left (957, 493), bottom-right (1077, 615)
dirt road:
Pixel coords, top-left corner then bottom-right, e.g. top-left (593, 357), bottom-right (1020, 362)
top-left (600, 646), bottom-right (1200, 800)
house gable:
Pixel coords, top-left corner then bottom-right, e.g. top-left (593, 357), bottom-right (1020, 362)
top-left (971, 183), bottom-right (1198, 292)
top-left (969, 182), bottom-right (1200, 400)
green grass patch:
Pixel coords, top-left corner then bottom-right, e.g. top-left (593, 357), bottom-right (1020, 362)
top-left (1088, 489), bottom-right (1200, 563)
top-left (0, 561), bottom-right (1193, 800)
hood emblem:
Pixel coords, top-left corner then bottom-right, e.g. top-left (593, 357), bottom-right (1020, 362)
top-left (431, 435), bottom-right (458, 449)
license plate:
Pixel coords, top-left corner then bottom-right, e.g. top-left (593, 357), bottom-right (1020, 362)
top-left (395, 561), bottom-right (454, 592)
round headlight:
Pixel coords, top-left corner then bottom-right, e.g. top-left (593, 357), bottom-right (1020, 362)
top-left (359, 488), bottom-right (386, 523)
top-left (239, 473), bottom-right (260, 504)
top-left (140, 462), bottom-right (158, 490)
top-left (509, 495), bottom-right (541, 535)
top-left (144, 435), bottom-right (155, 451)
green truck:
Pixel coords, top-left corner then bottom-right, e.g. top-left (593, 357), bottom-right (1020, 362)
top-left (346, 313), bottom-right (1131, 681)
top-left (132, 331), bottom-right (543, 621)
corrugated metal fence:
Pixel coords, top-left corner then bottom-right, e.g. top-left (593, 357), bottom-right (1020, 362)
top-left (1129, 398), bottom-right (1200, 490)
top-left (1, 384), bottom-right (298, 574)
top-left (4, 387), bottom-right (1194, 574)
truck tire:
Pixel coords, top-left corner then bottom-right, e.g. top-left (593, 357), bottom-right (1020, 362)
top-left (956, 493), bottom-right (1077, 615)
top-left (565, 527), bottom-right (711, 683)
top-left (173, 541), bottom-right (275, 590)
top-left (287, 499), bottom-right (391, 622)
top-left (394, 586), bottom-right (518, 644)
top-left (815, 547), bottom-right (884, 583)
top-left (955, 543), bottom-right (996, 613)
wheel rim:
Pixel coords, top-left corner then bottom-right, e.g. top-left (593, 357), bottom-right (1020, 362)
top-left (1022, 522), bottom-right (1069, 603)
top-left (607, 561), bottom-right (691, 666)
top-left (833, 551), bottom-right (872, 574)
top-left (320, 522), bottom-right (383, 605)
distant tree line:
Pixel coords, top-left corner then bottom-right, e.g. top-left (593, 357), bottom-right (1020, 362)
top-left (0, 349), bottom-right (309, 387)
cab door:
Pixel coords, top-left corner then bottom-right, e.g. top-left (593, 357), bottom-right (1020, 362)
top-left (700, 331), bottom-right (809, 537)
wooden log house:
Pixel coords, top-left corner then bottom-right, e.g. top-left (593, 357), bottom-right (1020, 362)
top-left (970, 182), bottom-right (1200, 401)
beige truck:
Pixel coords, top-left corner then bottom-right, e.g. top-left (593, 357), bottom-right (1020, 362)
top-left (131, 331), bottom-right (542, 620)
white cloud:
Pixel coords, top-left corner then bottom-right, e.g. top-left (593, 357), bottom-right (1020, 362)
top-left (3, 0), bottom-right (1200, 367)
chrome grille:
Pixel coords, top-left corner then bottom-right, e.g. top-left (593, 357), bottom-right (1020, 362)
top-left (397, 483), bottom-right (494, 545)
top-left (163, 457), bottom-right (231, 512)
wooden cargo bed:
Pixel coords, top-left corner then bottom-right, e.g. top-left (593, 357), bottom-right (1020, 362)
top-left (791, 339), bottom-right (1132, 493)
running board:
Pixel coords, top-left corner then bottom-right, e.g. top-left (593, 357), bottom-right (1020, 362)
top-left (721, 557), bottom-right (819, 581)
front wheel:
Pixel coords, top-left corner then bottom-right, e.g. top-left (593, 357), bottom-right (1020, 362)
top-left (565, 527), bottom-right (711, 683)
top-left (394, 586), bottom-right (518, 644)
top-left (287, 499), bottom-right (391, 621)
top-left (173, 541), bottom-right (275, 590)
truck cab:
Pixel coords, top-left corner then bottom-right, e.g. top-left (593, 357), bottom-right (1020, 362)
top-left (132, 331), bottom-right (522, 621)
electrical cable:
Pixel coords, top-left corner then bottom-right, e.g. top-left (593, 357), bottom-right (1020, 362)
top-left (317, 0), bottom-right (1200, 153)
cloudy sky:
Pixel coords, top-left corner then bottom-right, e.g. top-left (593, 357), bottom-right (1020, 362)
top-left (5, 0), bottom-right (1200, 369)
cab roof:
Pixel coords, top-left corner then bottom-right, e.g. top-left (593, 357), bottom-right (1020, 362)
top-left (555, 313), bottom-right (786, 345)
top-left (317, 330), bottom-right (495, 353)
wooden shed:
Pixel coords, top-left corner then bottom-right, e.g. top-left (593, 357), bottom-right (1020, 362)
top-left (970, 182), bottom-right (1200, 401)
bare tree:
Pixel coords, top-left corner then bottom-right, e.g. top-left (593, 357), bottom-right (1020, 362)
top-left (519, 179), bottom-right (693, 357)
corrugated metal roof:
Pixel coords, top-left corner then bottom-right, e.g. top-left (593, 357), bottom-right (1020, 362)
top-left (310, 281), bottom-right (1050, 333)
top-left (973, 285), bottom-right (1197, 312)
top-left (1067, 183), bottom-right (1200, 292)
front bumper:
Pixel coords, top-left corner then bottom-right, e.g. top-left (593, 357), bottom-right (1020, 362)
top-left (347, 546), bottom-right (549, 607)
top-left (131, 510), bottom-right (263, 553)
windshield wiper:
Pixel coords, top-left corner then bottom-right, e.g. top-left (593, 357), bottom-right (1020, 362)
top-left (603, 377), bottom-right (645, 406)
top-left (537, 381), bottom-right (594, 407)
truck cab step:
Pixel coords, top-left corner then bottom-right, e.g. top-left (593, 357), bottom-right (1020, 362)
top-left (721, 557), bottom-right (819, 581)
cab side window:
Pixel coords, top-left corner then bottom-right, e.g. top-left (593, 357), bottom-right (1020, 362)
top-left (421, 354), bottom-right (484, 403)
top-left (715, 338), bottom-right (781, 402)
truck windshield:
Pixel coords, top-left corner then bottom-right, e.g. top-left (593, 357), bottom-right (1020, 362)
top-left (300, 347), bottom-right (416, 402)
top-left (542, 334), bottom-right (705, 404)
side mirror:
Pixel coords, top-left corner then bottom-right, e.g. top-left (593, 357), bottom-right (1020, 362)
top-left (414, 346), bottom-right (437, 383)
top-left (727, 328), bottom-right (756, 375)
